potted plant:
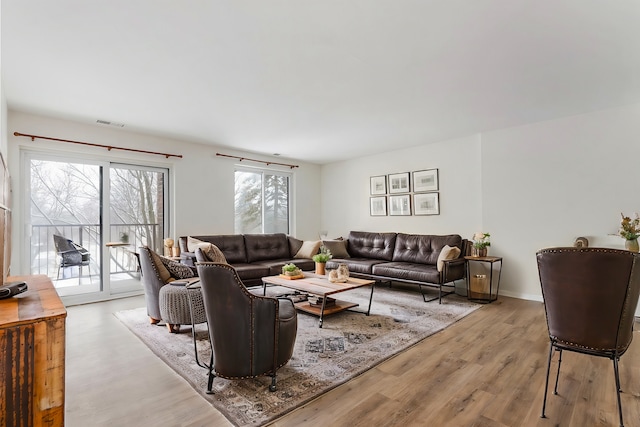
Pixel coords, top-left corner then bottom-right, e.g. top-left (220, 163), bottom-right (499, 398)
top-left (281, 263), bottom-right (302, 277)
top-left (619, 213), bottom-right (640, 252)
top-left (312, 245), bottom-right (332, 275)
top-left (471, 232), bottom-right (490, 257)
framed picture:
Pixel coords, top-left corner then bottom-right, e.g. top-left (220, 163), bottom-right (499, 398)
top-left (413, 193), bottom-right (440, 215)
top-left (370, 196), bottom-right (387, 216)
top-left (388, 172), bottom-right (410, 194)
top-left (370, 175), bottom-right (387, 195)
top-left (389, 194), bottom-right (411, 216)
top-left (413, 169), bottom-right (439, 192)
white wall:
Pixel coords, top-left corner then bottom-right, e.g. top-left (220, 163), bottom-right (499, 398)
top-left (320, 134), bottom-right (483, 241)
top-left (7, 111), bottom-right (322, 275)
top-left (320, 102), bottom-right (640, 311)
top-left (482, 102), bottom-right (640, 300)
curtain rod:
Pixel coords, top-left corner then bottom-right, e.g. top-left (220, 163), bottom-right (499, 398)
top-left (14, 132), bottom-right (183, 159)
top-left (216, 152), bottom-right (299, 169)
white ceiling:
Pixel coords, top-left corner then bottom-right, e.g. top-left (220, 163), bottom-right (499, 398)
top-left (2, 1), bottom-right (640, 165)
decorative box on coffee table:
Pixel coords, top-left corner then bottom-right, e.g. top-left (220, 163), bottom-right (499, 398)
top-left (465, 256), bottom-right (502, 303)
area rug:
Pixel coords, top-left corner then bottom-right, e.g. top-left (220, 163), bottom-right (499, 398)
top-left (115, 285), bottom-right (480, 426)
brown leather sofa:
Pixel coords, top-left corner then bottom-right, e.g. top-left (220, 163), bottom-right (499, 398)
top-left (325, 231), bottom-right (468, 303)
top-left (178, 233), bottom-right (314, 286)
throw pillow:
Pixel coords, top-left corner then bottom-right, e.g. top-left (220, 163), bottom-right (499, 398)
top-left (201, 243), bottom-right (228, 264)
top-left (322, 239), bottom-right (350, 258)
top-left (294, 240), bottom-right (321, 259)
top-left (437, 245), bottom-right (461, 272)
top-left (288, 236), bottom-right (304, 258)
top-left (187, 236), bottom-right (211, 253)
top-left (149, 248), bottom-right (174, 283)
top-left (159, 256), bottom-right (197, 279)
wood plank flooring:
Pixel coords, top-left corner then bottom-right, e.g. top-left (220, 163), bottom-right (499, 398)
top-left (65, 294), bottom-right (640, 426)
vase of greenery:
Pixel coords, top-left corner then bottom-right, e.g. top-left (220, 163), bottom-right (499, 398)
top-left (619, 213), bottom-right (640, 252)
top-left (471, 232), bottom-right (490, 257)
top-left (312, 245), bottom-right (332, 275)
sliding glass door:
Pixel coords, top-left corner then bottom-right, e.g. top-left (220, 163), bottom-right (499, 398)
top-left (25, 152), bottom-right (169, 304)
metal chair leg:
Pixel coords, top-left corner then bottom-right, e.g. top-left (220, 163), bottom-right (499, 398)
top-left (206, 353), bottom-right (215, 394)
top-left (553, 348), bottom-right (562, 395)
top-left (269, 375), bottom-right (277, 392)
top-left (613, 356), bottom-right (624, 427)
top-left (541, 341), bottom-right (554, 418)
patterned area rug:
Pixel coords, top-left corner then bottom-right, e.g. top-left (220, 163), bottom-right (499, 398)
top-left (115, 284), bottom-right (480, 426)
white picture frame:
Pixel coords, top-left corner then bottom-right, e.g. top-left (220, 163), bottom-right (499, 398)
top-left (389, 194), bottom-right (411, 216)
top-left (370, 175), bottom-right (387, 195)
top-left (413, 193), bottom-right (440, 215)
top-left (370, 196), bottom-right (387, 216)
top-left (388, 172), bottom-right (410, 194)
top-left (413, 169), bottom-right (439, 192)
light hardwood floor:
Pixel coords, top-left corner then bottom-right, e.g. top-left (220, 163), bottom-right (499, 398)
top-left (66, 294), bottom-right (640, 427)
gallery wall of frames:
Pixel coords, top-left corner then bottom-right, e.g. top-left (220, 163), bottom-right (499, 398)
top-left (369, 169), bottom-right (439, 216)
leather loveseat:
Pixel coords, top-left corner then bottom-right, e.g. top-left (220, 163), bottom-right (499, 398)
top-left (178, 233), bottom-right (314, 286)
top-left (325, 231), bottom-right (468, 303)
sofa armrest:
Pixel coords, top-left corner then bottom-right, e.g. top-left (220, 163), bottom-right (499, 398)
top-left (441, 257), bottom-right (466, 282)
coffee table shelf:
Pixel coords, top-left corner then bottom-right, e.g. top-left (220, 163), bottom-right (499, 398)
top-left (294, 300), bottom-right (358, 316)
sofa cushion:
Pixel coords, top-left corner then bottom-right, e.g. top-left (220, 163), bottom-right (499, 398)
top-left (244, 233), bottom-right (290, 263)
top-left (233, 263), bottom-right (271, 280)
top-left (347, 231), bottom-right (397, 261)
top-left (437, 245), bottom-right (461, 272)
top-left (326, 258), bottom-right (387, 275)
top-left (294, 240), bottom-right (321, 259)
top-left (372, 262), bottom-right (441, 284)
top-left (392, 233), bottom-right (462, 266)
top-left (322, 239), bottom-right (350, 258)
top-left (257, 258), bottom-right (315, 275)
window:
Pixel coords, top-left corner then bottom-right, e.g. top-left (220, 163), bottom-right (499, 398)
top-left (235, 168), bottom-right (290, 234)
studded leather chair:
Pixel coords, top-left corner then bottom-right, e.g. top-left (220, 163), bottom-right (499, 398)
top-left (537, 247), bottom-right (640, 427)
top-left (196, 262), bottom-right (297, 393)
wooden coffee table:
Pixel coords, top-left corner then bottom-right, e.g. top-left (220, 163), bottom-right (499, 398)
top-left (261, 274), bottom-right (375, 328)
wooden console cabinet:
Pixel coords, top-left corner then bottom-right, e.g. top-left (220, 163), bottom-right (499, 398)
top-left (0, 275), bottom-right (66, 427)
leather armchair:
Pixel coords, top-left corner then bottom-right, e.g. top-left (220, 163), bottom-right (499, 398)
top-left (537, 247), bottom-right (640, 427)
top-left (196, 262), bottom-right (297, 393)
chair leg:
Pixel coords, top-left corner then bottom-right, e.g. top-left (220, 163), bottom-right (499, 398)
top-left (541, 341), bottom-right (554, 418)
top-left (613, 356), bottom-right (624, 427)
top-left (269, 375), bottom-right (277, 392)
top-left (206, 353), bottom-right (215, 394)
top-left (553, 348), bottom-right (562, 395)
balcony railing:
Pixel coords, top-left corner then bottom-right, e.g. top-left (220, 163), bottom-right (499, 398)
top-left (31, 223), bottom-right (162, 279)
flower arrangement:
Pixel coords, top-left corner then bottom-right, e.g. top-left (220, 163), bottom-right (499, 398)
top-left (619, 213), bottom-right (640, 240)
top-left (312, 245), bottom-right (333, 263)
top-left (472, 232), bottom-right (491, 249)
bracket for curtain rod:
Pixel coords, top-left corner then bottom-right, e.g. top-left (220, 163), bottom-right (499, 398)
top-left (14, 132), bottom-right (183, 159)
top-left (216, 152), bottom-right (299, 169)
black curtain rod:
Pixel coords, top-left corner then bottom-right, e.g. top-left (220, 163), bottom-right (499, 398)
top-left (216, 152), bottom-right (298, 169)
